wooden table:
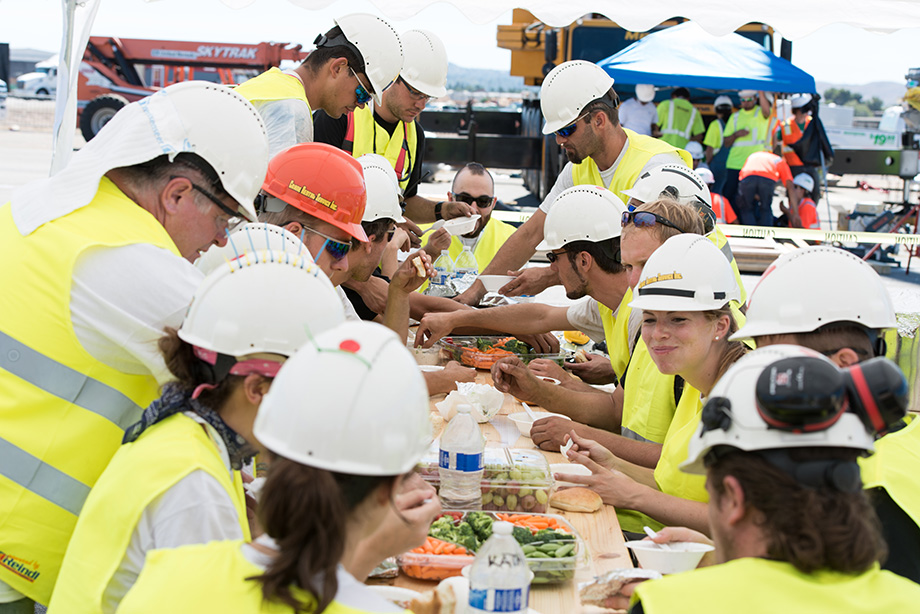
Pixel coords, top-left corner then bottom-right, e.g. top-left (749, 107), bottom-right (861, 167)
top-left (381, 368), bottom-right (628, 613)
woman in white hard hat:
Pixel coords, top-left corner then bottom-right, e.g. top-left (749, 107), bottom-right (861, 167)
top-left (615, 346), bottom-right (920, 613)
top-left (557, 233), bottom-right (748, 534)
top-left (115, 321), bottom-right (434, 614)
top-left (48, 252), bottom-right (348, 614)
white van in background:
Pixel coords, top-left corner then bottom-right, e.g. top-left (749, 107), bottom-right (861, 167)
top-left (16, 56), bottom-right (57, 97)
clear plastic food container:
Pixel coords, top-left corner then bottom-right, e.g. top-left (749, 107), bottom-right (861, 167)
top-left (416, 446), bottom-right (554, 514)
top-left (437, 335), bottom-right (565, 370)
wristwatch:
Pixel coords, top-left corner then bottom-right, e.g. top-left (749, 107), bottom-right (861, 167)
top-left (434, 201), bottom-right (444, 221)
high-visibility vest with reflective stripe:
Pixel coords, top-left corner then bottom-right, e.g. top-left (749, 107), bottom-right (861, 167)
top-left (234, 67), bottom-right (311, 108)
top-left (346, 105), bottom-right (418, 192)
top-left (418, 218), bottom-right (517, 293)
top-left (658, 99), bottom-right (699, 148)
top-left (777, 116), bottom-right (811, 166)
top-left (711, 194), bottom-right (736, 224)
top-left (632, 558), bottom-right (920, 614)
top-left (607, 290), bottom-right (634, 379)
top-left (653, 385), bottom-right (708, 503)
top-left (703, 118), bottom-right (725, 155)
top-left (860, 416), bottom-right (920, 528)
top-left (0, 178), bottom-right (177, 602)
top-left (571, 129), bottom-right (692, 204)
top-left (116, 540), bottom-right (400, 614)
top-left (598, 301), bottom-right (627, 380)
top-left (725, 108), bottom-right (772, 170)
top-left (48, 413), bottom-right (251, 614)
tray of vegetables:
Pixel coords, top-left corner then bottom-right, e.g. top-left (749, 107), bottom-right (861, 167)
top-left (397, 511), bottom-right (587, 584)
top-left (437, 336), bottom-right (565, 370)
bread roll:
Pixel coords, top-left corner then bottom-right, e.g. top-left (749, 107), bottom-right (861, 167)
top-left (412, 256), bottom-right (427, 277)
top-left (550, 487), bottom-right (602, 513)
top-left (573, 349), bottom-right (589, 363)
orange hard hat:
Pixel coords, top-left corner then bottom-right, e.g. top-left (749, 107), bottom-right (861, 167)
top-left (262, 143), bottom-right (368, 242)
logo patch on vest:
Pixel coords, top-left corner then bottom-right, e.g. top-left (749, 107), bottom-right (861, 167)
top-left (286, 181), bottom-right (338, 211)
top-left (0, 551), bottom-right (41, 583)
top-left (638, 271), bottom-right (683, 289)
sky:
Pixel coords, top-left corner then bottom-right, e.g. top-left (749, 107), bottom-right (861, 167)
top-left (2, 0), bottom-right (920, 86)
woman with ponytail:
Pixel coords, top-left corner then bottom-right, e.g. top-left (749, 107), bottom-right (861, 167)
top-left (115, 321), bottom-right (434, 614)
top-left (49, 252), bottom-right (347, 614)
top-left (557, 234), bottom-right (749, 535)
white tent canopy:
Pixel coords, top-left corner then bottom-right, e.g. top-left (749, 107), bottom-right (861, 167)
top-left (52, 0), bottom-right (920, 170)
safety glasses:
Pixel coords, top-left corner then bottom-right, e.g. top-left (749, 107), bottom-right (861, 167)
top-left (398, 76), bottom-right (433, 102)
top-left (621, 210), bottom-right (684, 232)
top-left (304, 226), bottom-right (352, 260)
top-left (554, 111), bottom-right (590, 138)
top-left (739, 97), bottom-right (755, 103)
top-left (172, 176), bottom-right (243, 231)
top-left (454, 192), bottom-right (496, 208)
top-left (545, 250), bottom-right (566, 264)
top-left (349, 67), bottom-right (373, 105)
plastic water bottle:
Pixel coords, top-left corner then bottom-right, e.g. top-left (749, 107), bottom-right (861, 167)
top-left (429, 249), bottom-right (455, 296)
top-left (454, 246), bottom-right (478, 277)
top-left (438, 404), bottom-right (483, 510)
top-left (468, 521), bottom-right (531, 614)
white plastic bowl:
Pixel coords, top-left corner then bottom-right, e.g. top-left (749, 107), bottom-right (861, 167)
top-left (478, 274), bottom-right (516, 293)
top-left (508, 411), bottom-right (572, 438)
top-left (443, 214), bottom-right (481, 236)
top-left (625, 540), bottom-right (715, 574)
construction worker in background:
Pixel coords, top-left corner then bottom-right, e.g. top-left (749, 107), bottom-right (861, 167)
top-left (731, 246), bottom-right (920, 583)
top-left (457, 60), bottom-right (691, 305)
top-left (315, 29), bottom-right (473, 229)
top-left (685, 141), bottom-right (705, 170)
top-left (775, 94), bottom-right (820, 200)
top-left (654, 87), bottom-right (705, 149)
top-left (781, 173), bottom-right (819, 229)
top-left (235, 13), bottom-right (403, 158)
top-left (695, 167), bottom-right (737, 224)
top-left (0, 82), bottom-right (269, 610)
top-left (737, 150), bottom-right (799, 227)
top-left (47, 254), bottom-right (347, 614)
top-left (703, 95), bottom-right (734, 195)
top-left (422, 163), bottom-right (517, 270)
top-left (622, 346), bottom-right (920, 613)
top-left (721, 90), bottom-right (772, 208)
top-left (619, 84), bottom-right (659, 136)
top-left (114, 321), bottom-right (442, 614)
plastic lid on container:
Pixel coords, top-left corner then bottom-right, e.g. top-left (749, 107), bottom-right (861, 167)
top-left (494, 521), bottom-right (513, 535)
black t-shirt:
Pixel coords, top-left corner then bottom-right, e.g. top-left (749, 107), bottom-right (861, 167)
top-left (312, 109), bottom-right (426, 198)
top-left (870, 485), bottom-right (920, 583)
top-left (341, 269), bottom-right (390, 321)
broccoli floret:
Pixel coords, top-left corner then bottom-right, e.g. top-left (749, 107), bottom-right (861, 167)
top-left (512, 525), bottom-right (537, 545)
top-left (428, 516), bottom-right (459, 543)
top-left (466, 512), bottom-right (494, 542)
top-left (456, 522), bottom-right (481, 552)
top-left (534, 529), bottom-right (569, 542)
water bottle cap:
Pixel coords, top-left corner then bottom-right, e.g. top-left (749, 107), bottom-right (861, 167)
top-left (441, 249), bottom-right (450, 255)
top-left (456, 403), bottom-right (472, 414)
top-left (493, 521), bottom-right (513, 535)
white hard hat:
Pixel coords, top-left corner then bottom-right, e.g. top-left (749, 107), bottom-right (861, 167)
top-left (792, 173), bottom-right (815, 193)
top-left (738, 89), bottom-right (757, 99)
top-left (358, 153), bottom-right (405, 223)
top-left (540, 60), bottom-right (615, 135)
top-left (635, 84), bottom-right (656, 103)
top-left (536, 185), bottom-right (627, 251)
top-left (713, 95), bottom-right (733, 108)
top-left (179, 250), bottom-right (345, 360)
top-left (164, 81), bottom-right (269, 222)
top-left (682, 345), bottom-right (876, 475)
top-left (253, 321), bottom-right (431, 475)
top-left (622, 164), bottom-right (711, 209)
top-left (196, 222), bottom-right (313, 275)
top-left (400, 29), bottom-right (448, 98)
top-left (334, 13), bottom-right (403, 106)
top-left (791, 94), bottom-right (813, 109)
top-left (695, 167), bottom-right (715, 185)
top-left (685, 141), bottom-right (704, 160)
top-left (629, 234), bottom-right (740, 312)
top-left (732, 246), bottom-right (897, 341)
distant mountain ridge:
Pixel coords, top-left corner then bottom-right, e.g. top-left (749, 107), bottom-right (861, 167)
top-left (814, 80), bottom-right (905, 108)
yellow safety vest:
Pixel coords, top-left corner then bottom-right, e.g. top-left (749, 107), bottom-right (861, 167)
top-left (606, 290), bottom-right (634, 380)
top-left (725, 108), bottom-right (772, 170)
top-left (570, 129), bottom-right (692, 204)
top-left (417, 218), bottom-right (517, 293)
top-left (653, 385), bottom-right (707, 503)
top-left (860, 416), bottom-right (920, 528)
top-left (656, 99), bottom-right (701, 149)
top-left (703, 118), bottom-right (725, 155)
top-left (632, 558), bottom-right (920, 613)
top-left (116, 540), bottom-right (410, 614)
top-left (598, 302), bottom-right (625, 380)
top-left (234, 67), bottom-right (311, 108)
top-left (348, 106), bottom-right (419, 192)
top-left (0, 178), bottom-right (177, 603)
top-left (48, 413), bottom-right (251, 614)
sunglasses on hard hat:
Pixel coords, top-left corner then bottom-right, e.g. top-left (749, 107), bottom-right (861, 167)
top-left (304, 226), bottom-right (352, 260)
top-left (349, 67), bottom-right (373, 105)
top-left (454, 192), bottom-right (496, 208)
top-left (621, 210), bottom-right (684, 232)
top-left (554, 111), bottom-right (590, 138)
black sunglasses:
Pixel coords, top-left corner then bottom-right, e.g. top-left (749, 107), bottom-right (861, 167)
top-left (454, 192), bottom-right (495, 208)
top-left (621, 210), bottom-right (684, 232)
top-left (545, 250), bottom-right (567, 263)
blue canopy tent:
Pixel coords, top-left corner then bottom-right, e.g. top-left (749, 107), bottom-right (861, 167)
top-left (597, 22), bottom-right (816, 94)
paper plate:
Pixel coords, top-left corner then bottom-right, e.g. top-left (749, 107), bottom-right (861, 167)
top-left (369, 585), bottom-right (421, 608)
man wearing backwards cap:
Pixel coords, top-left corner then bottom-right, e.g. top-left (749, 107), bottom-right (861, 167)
top-left (235, 13), bottom-right (403, 158)
top-left (721, 90), bottom-right (772, 210)
top-left (457, 60), bottom-right (690, 305)
top-left (618, 84), bottom-right (659, 136)
top-left (0, 81), bottom-right (270, 608)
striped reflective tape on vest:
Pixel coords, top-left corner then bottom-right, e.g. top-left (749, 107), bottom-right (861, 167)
top-left (662, 102), bottom-right (697, 139)
top-left (0, 436), bottom-right (91, 515)
top-left (0, 330), bottom-right (145, 430)
top-left (720, 240), bottom-right (735, 263)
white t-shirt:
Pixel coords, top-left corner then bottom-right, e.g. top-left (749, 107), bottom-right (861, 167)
top-left (565, 297), bottom-right (607, 344)
top-left (252, 98), bottom-right (315, 158)
top-left (538, 145), bottom-right (685, 213)
top-left (337, 286), bottom-right (362, 321)
top-left (618, 98), bottom-right (658, 136)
